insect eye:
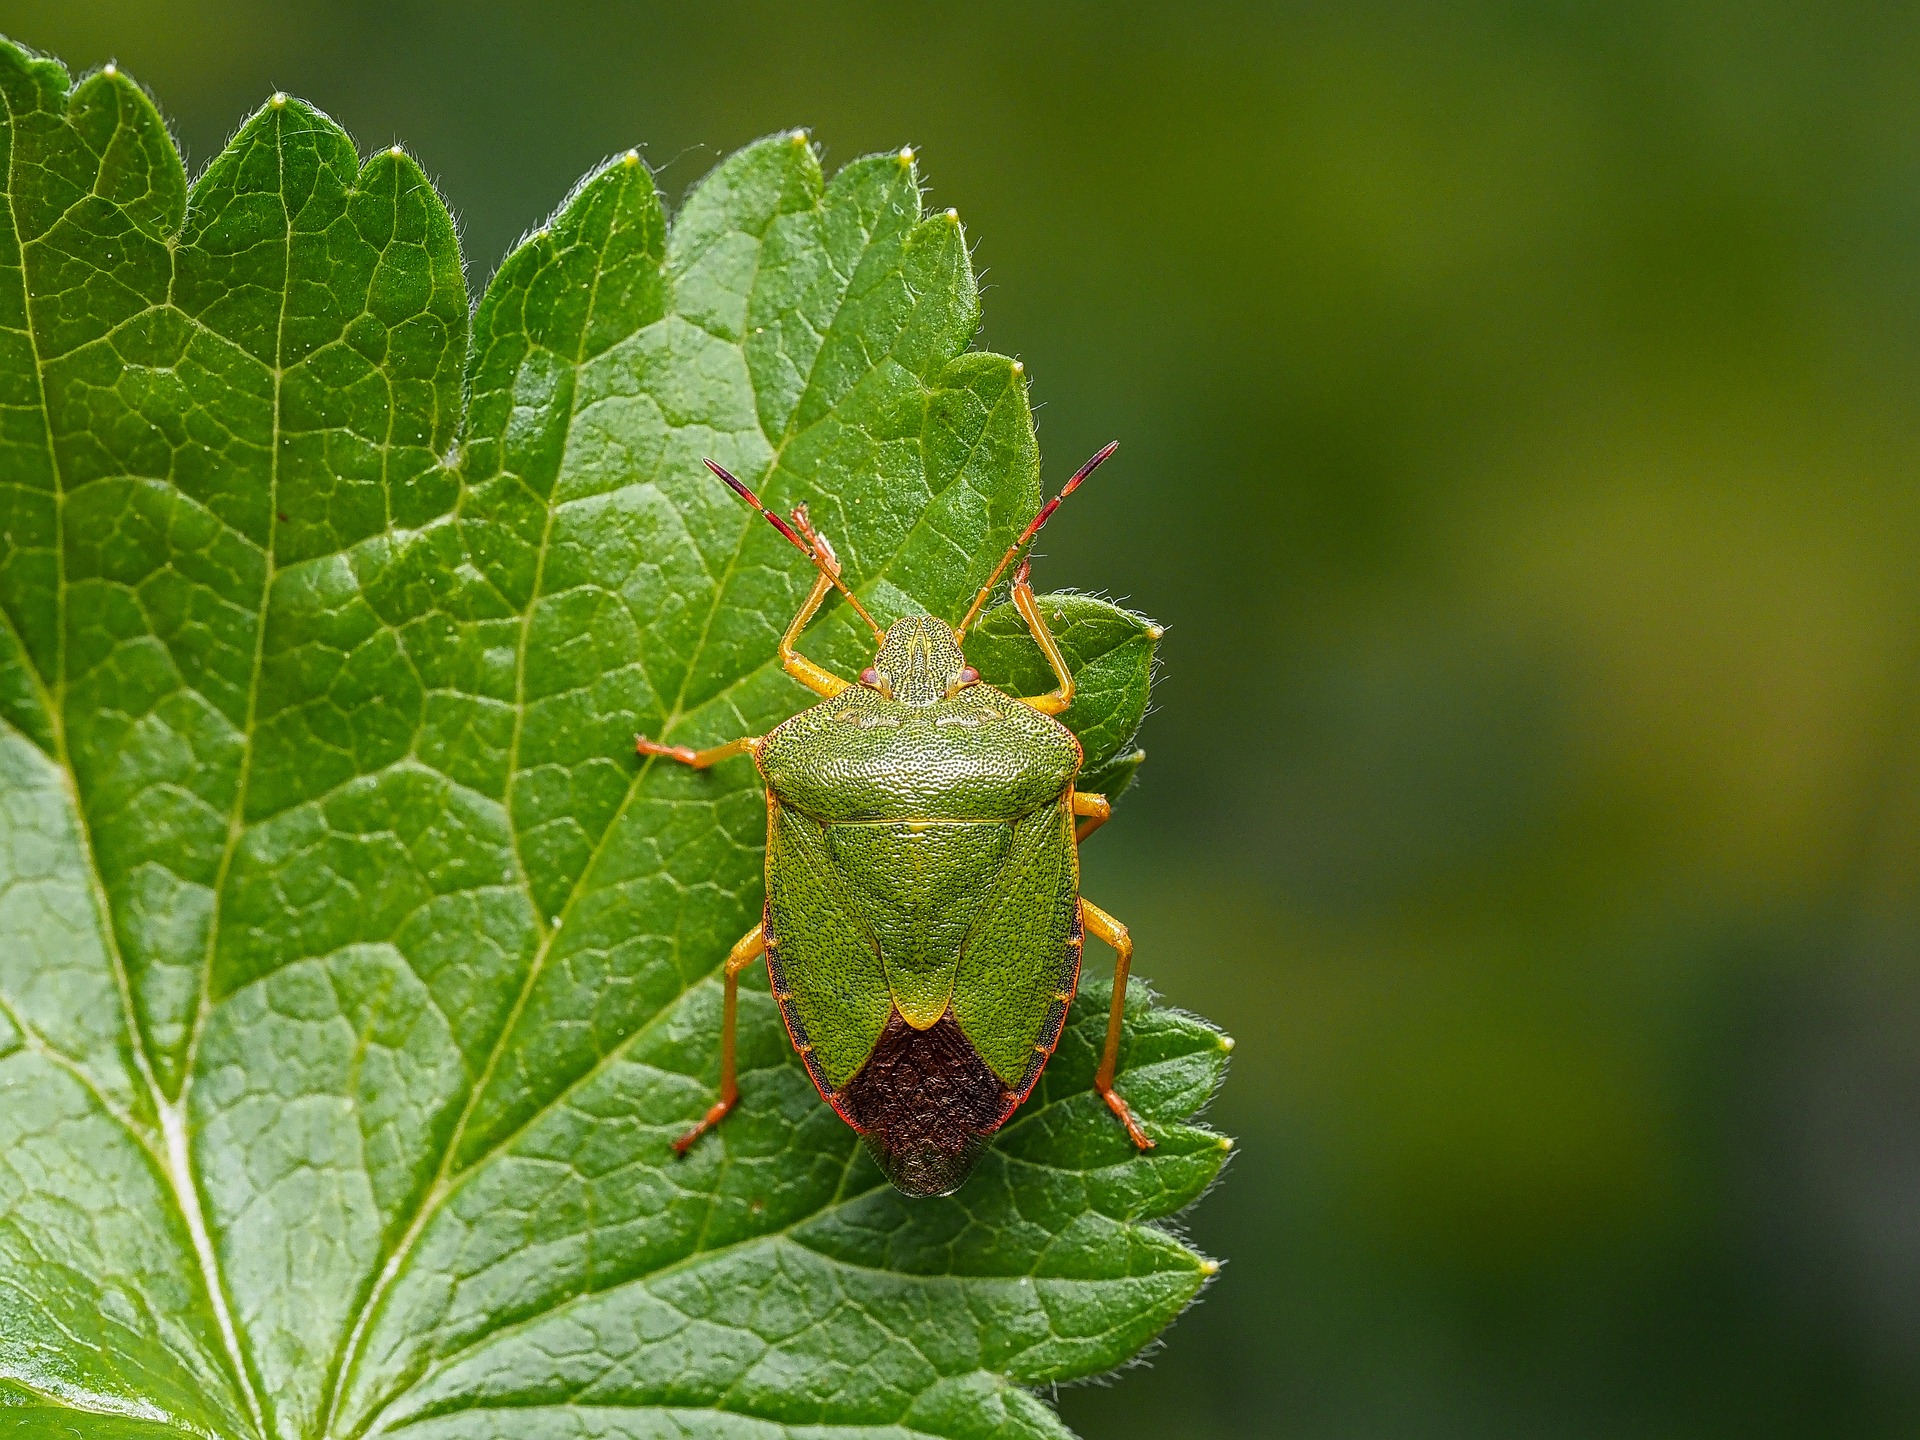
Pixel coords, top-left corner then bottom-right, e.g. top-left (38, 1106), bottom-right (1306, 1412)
top-left (860, 666), bottom-right (892, 698)
top-left (957, 667), bottom-right (979, 685)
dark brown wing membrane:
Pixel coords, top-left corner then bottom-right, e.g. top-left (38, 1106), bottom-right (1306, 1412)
top-left (767, 902), bottom-right (1084, 1197)
top-left (840, 1012), bottom-right (1012, 1197)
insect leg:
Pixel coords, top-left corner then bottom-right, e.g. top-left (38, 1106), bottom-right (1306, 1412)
top-left (779, 568), bottom-right (853, 699)
top-left (1072, 790), bottom-right (1112, 843)
top-left (635, 734), bottom-right (760, 769)
top-left (1010, 558), bottom-right (1074, 716)
top-left (672, 923), bottom-right (768, 1155)
top-left (1080, 898), bottom-right (1154, 1150)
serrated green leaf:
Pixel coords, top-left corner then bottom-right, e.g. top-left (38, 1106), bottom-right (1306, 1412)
top-left (1079, 747), bottom-right (1147, 804)
top-left (0, 40), bottom-right (1229, 1440)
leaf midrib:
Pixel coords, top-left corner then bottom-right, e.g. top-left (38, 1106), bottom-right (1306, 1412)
top-left (323, 156), bottom-right (833, 1437)
top-left (317, 177), bottom-right (639, 1440)
top-left (2, 69), bottom-right (269, 1440)
top-left (148, 102), bottom-right (302, 1440)
top-left (325, 292), bottom-right (1027, 1432)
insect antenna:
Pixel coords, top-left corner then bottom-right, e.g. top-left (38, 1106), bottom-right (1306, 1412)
top-left (954, 440), bottom-right (1118, 640)
top-left (704, 459), bottom-right (886, 642)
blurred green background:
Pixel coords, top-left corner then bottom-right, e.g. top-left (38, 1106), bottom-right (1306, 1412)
top-left (16, 1), bottom-right (1920, 1433)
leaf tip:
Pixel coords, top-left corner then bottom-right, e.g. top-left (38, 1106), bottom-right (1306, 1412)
top-left (1200, 1258), bottom-right (1222, 1276)
top-left (1012, 359), bottom-right (1024, 375)
top-left (898, 145), bottom-right (916, 165)
top-left (269, 90), bottom-right (287, 108)
top-left (790, 127), bottom-right (809, 146)
top-left (388, 144), bottom-right (404, 158)
top-left (622, 147), bottom-right (641, 167)
top-left (945, 207), bottom-right (960, 224)
top-left (102, 60), bottom-right (117, 76)
top-left (1217, 1032), bottom-right (1233, 1053)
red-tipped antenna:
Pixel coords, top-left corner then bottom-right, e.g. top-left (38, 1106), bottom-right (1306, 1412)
top-left (955, 441), bottom-right (1118, 639)
top-left (704, 459), bottom-right (885, 641)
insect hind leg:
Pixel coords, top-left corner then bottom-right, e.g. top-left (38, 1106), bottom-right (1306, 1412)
top-left (672, 923), bottom-right (767, 1155)
top-left (1080, 898), bottom-right (1153, 1150)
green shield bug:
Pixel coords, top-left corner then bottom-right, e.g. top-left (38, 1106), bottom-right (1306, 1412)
top-left (638, 444), bottom-right (1151, 1197)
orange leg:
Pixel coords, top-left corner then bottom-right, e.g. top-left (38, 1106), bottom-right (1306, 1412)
top-left (673, 923), bottom-right (768, 1155)
top-left (705, 463), bottom-right (876, 696)
top-left (1010, 557), bottom-right (1075, 716)
top-left (641, 513), bottom-right (856, 736)
top-left (1072, 790), bottom-right (1111, 843)
top-left (778, 566), bottom-right (853, 699)
top-left (635, 734), bottom-right (759, 769)
top-left (775, 504), bottom-right (880, 698)
top-left (1080, 898), bottom-right (1153, 1150)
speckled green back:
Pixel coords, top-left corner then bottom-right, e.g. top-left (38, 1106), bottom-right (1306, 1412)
top-left (760, 675), bottom-right (1085, 1090)
top-left (952, 796), bottom-right (1081, 1085)
top-left (759, 679), bottom-right (1080, 821)
top-left (765, 801), bottom-right (896, 1090)
top-left (827, 820), bottom-right (1012, 1027)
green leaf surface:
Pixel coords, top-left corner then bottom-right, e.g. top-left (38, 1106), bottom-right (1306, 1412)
top-left (0, 1414), bottom-right (200, 1440)
top-left (0, 40), bottom-right (1229, 1440)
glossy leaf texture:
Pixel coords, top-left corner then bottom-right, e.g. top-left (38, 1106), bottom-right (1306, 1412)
top-left (0, 39), bottom-right (1231, 1440)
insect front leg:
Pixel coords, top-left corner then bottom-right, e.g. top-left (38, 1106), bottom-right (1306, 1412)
top-left (635, 734), bottom-right (760, 768)
top-left (701, 462), bottom-right (882, 691)
top-left (1079, 898), bottom-right (1154, 1150)
top-left (1009, 558), bottom-right (1074, 716)
top-left (672, 922), bottom-right (768, 1155)
top-left (1072, 790), bottom-right (1112, 843)
top-left (775, 533), bottom-right (860, 702)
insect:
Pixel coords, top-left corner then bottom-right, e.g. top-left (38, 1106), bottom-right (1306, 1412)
top-left (638, 444), bottom-right (1151, 1197)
